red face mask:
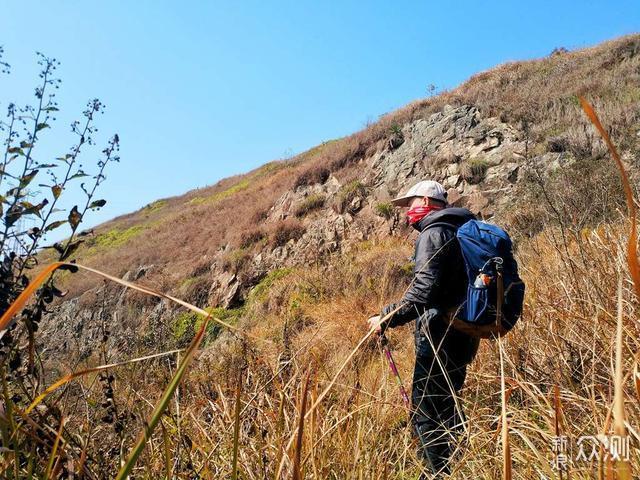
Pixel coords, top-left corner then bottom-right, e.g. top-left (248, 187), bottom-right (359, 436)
top-left (406, 204), bottom-right (443, 225)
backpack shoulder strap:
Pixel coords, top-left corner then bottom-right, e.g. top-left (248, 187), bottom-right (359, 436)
top-left (423, 221), bottom-right (459, 232)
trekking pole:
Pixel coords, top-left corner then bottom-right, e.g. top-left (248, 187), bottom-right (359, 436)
top-left (379, 334), bottom-right (436, 473)
top-left (379, 333), bottom-right (410, 408)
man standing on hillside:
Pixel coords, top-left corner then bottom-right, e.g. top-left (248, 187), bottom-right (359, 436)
top-left (367, 180), bottom-right (480, 478)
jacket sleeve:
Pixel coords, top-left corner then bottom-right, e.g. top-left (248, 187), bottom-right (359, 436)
top-left (381, 226), bottom-right (455, 331)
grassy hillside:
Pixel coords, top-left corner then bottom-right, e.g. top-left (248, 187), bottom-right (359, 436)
top-left (4, 33), bottom-right (640, 479)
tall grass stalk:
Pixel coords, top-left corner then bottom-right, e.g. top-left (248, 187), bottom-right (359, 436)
top-left (614, 277), bottom-right (631, 479)
top-left (44, 416), bottom-right (66, 479)
top-left (231, 374), bottom-right (242, 480)
top-left (498, 337), bottom-right (512, 480)
top-left (292, 370), bottom-right (311, 480)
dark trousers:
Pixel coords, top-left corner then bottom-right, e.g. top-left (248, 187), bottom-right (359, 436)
top-left (411, 353), bottom-right (468, 478)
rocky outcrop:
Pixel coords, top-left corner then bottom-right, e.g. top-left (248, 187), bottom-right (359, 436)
top-left (365, 104), bottom-right (526, 217)
top-left (39, 103), bottom-right (566, 359)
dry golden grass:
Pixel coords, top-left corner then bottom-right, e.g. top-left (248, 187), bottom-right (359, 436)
top-left (6, 217), bottom-right (639, 478)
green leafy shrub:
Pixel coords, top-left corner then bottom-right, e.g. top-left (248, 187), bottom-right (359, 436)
top-left (172, 310), bottom-right (197, 344)
top-left (389, 122), bottom-right (402, 136)
top-left (375, 202), bottom-right (394, 220)
top-left (294, 194), bottom-right (325, 218)
top-left (333, 180), bottom-right (367, 214)
top-left (248, 268), bottom-right (293, 304)
top-left (173, 306), bottom-right (245, 345)
top-left (196, 306), bottom-right (245, 342)
top-left (388, 122), bottom-right (404, 149)
top-left (0, 49), bottom-right (120, 425)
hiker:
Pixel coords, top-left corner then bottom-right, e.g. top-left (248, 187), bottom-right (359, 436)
top-left (367, 180), bottom-right (480, 477)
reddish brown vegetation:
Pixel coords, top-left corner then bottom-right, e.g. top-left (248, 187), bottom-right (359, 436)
top-left (269, 219), bottom-right (306, 248)
top-left (239, 228), bottom-right (266, 248)
top-left (293, 165), bottom-right (330, 189)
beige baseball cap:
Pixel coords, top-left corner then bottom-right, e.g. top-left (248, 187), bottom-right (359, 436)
top-left (390, 180), bottom-right (448, 207)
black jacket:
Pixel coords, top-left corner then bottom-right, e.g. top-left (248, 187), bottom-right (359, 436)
top-left (382, 207), bottom-right (480, 365)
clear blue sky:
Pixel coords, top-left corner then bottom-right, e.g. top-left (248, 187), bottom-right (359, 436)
top-left (1, 1), bottom-right (638, 240)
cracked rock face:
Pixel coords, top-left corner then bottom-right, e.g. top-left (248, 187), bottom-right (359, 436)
top-left (365, 104), bottom-right (526, 217)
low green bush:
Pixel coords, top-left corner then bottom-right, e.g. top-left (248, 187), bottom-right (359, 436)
top-left (294, 194), bottom-right (325, 217)
top-left (375, 202), bottom-right (394, 220)
top-left (333, 180), bottom-right (367, 214)
top-left (173, 306), bottom-right (245, 345)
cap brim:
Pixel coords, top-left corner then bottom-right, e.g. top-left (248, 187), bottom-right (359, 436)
top-left (390, 195), bottom-right (413, 207)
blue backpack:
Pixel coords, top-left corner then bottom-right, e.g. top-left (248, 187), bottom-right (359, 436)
top-left (455, 220), bottom-right (525, 332)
